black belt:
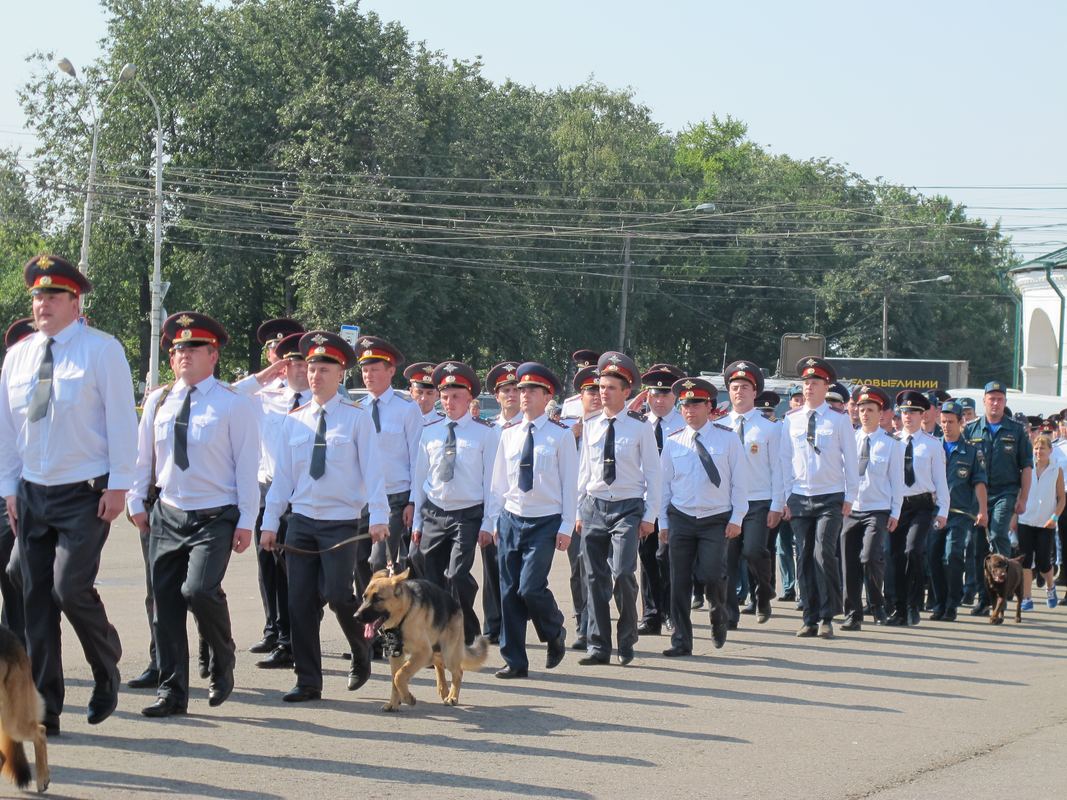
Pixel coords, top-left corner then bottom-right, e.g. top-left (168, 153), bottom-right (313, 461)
top-left (901, 493), bottom-right (934, 510)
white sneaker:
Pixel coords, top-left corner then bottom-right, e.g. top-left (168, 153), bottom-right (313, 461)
top-left (1047, 587), bottom-right (1059, 609)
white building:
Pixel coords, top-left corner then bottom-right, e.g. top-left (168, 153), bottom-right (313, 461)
top-left (1011, 246), bottom-right (1067, 395)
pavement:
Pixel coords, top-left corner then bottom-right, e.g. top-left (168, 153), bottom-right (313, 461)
top-left (11, 518), bottom-right (1066, 799)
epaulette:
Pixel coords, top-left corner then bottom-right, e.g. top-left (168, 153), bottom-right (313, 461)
top-left (829, 406), bottom-right (845, 413)
top-left (289, 402), bottom-right (311, 414)
top-left (424, 416), bottom-right (444, 427)
top-left (218, 381), bottom-right (237, 393)
top-left (786, 407), bottom-right (804, 415)
top-left (339, 398), bottom-right (362, 409)
top-left (503, 419), bottom-right (521, 430)
top-left (549, 418), bottom-right (568, 429)
top-left (668, 428), bottom-right (685, 437)
top-left (472, 416), bottom-right (494, 427)
top-left (394, 393), bottom-right (412, 402)
top-left (627, 410), bottom-right (647, 422)
top-left (714, 422), bottom-right (733, 432)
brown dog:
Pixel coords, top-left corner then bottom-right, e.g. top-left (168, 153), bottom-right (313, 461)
top-left (984, 553), bottom-right (1024, 625)
top-left (356, 569), bottom-right (489, 712)
top-left (0, 626), bottom-right (49, 792)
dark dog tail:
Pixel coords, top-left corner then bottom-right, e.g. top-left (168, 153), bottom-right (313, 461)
top-left (0, 732), bottom-right (31, 790)
top-left (462, 636), bottom-right (490, 670)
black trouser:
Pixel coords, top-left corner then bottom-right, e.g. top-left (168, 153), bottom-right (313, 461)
top-left (841, 510), bottom-right (888, 622)
top-left (892, 493), bottom-right (934, 616)
top-left (638, 522), bottom-right (671, 626)
top-left (286, 514), bottom-right (368, 692)
top-left (137, 524), bottom-right (157, 671)
top-left (17, 478), bottom-right (122, 724)
top-left (667, 506), bottom-right (729, 652)
top-left (0, 510), bottom-right (25, 645)
top-left (150, 501), bottom-right (237, 706)
top-left (355, 492), bottom-right (412, 592)
top-left (787, 492), bottom-right (844, 626)
top-left (566, 527), bottom-right (587, 638)
top-left (254, 483), bottom-right (290, 648)
top-left (727, 500), bottom-right (774, 623)
top-left (481, 540), bottom-right (502, 637)
top-left (416, 500), bottom-right (482, 644)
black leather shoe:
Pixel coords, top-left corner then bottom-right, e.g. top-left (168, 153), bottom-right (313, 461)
top-left (636, 622), bottom-right (661, 636)
top-left (960, 593), bottom-right (975, 606)
top-left (545, 632), bottom-right (566, 669)
top-left (127, 668), bottom-right (160, 689)
top-left (840, 618), bottom-right (862, 631)
top-left (141, 696), bottom-right (187, 718)
top-left (487, 633), bottom-right (500, 645)
top-left (712, 622), bottom-right (728, 649)
top-left (44, 719), bottom-right (60, 738)
top-left (570, 636), bottom-right (588, 651)
top-left (780, 589), bottom-right (796, 602)
top-left (907, 608), bottom-right (921, 627)
top-left (662, 646), bottom-right (692, 657)
top-left (872, 607), bottom-right (888, 625)
top-left (577, 654), bottom-right (609, 666)
top-left (87, 670), bottom-right (119, 725)
top-left (970, 602), bottom-right (990, 617)
top-left (348, 657), bottom-right (370, 691)
top-left (929, 609), bottom-right (945, 621)
top-left (886, 613), bottom-right (907, 626)
top-left (256, 646), bottom-right (295, 669)
top-left (691, 597), bottom-right (705, 610)
top-left (727, 620), bottom-right (738, 630)
top-left (943, 607), bottom-right (958, 622)
top-left (283, 685), bottom-right (321, 703)
top-left (494, 665), bottom-right (528, 679)
top-left (617, 651), bottom-right (634, 666)
top-left (756, 606), bottom-right (772, 624)
top-left (208, 669), bottom-right (234, 707)
top-left (249, 636), bottom-right (277, 654)
top-left (796, 624), bottom-right (818, 638)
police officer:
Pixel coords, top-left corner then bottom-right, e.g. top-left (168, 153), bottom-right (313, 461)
top-left (932, 401), bottom-right (987, 622)
top-left (565, 365), bottom-right (601, 650)
top-left (889, 390), bottom-right (949, 626)
top-left (234, 318), bottom-right (306, 397)
top-left (636, 363), bottom-right (685, 636)
top-left (780, 357), bottom-right (858, 639)
top-left (923, 390), bottom-right (950, 437)
top-left (489, 362), bottom-right (574, 679)
top-left (129, 312), bottom-right (259, 717)
top-left (964, 381), bottom-right (1033, 616)
top-left (756, 391), bottom-right (780, 421)
top-left (405, 362), bottom-right (442, 423)
top-left (574, 352), bottom-right (660, 666)
top-left (721, 360), bottom-right (784, 626)
top-left (561, 349), bottom-right (601, 420)
top-left (354, 336), bottom-right (423, 584)
top-left (660, 377), bottom-right (748, 656)
top-left (841, 386), bottom-right (902, 630)
top-left (261, 332), bottom-right (388, 702)
top-left (411, 361), bottom-right (499, 644)
top-left (0, 255), bottom-right (137, 736)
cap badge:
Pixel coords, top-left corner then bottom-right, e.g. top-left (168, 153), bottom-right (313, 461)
top-left (363, 349), bottom-right (374, 357)
top-left (359, 338), bottom-right (373, 347)
top-left (179, 329), bottom-right (192, 340)
top-left (443, 363), bottom-right (458, 373)
top-left (314, 346), bottom-right (326, 355)
top-left (607, 354), bottom-right (621, 364)
top-left (682, 380), bottom-right (695, 389)
top-left (806, 358), bottom-right (817, 366)
top-left (445, 375), bottom-right (456, 383)
top-left (37, 256), bottom-right (54, 270)
top-left (684, 390), bottom-right (695, 398)
top-left (311, 334), bottom-right (328, 345)
top-left (39, 276), bottom-right (52, 286)
top-left (176, 314), bottom-right (195, 327)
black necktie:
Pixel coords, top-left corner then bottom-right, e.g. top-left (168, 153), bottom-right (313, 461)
top-left (26, 337), bottom-right (55, 423)
top-left (173, 386), bottom-right (195, 471)
top-left (655, 418), bottom-right (664, 454)
top-left (694, 431), bottom-right (721, 487)
top-left (519, 422), bottom-right (535, 492)
top-left (290, 392), bottom-right (302, 412)
top-left (806, 410), bottom-right (821, 454)
top-left (371, 398), bottom-right (381, 433)
top-left (310, 408), bottom-right (327, 479)
top-left (904, 435), bottom-right (915, 487)
top-left (438, 421), bottom-right (457, 482)
top-left (859, 435), bottom-right (871, 476)
top-left (738, 416), bottom-right (746, 443)
top-left (603, 417), bottom-right (616, 485)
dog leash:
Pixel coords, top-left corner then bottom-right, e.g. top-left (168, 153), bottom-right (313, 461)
top-left (276, 531), bottom-right (373, 556)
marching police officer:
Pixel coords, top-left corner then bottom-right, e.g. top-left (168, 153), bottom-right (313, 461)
top-left (964, 381), bottom-right (1032, 616)
top-left (722, 360), bottom-right (784, 626)
top-left (489, 362), bottom-right (574, 679)
top-left (0, 255), bottom-right (137, 736)
top-left (575, 352), bottom-right (661, 666)
top-left (260, 332), bottom-right (389, 702)
top-left (932, 401), bottom-right (987, 622)
top-left (659, 377), bottom-right (748, 656)
top-left (565, 365), bottom-right (601, 650)
top-left (411, 361), bottom-right (499, 644)
top-left (780, 357), bottom-right (858, 639)
top-left (129, 312), bottom-right (260, 717)
top-left (405, 362), bottom-right (442, 423)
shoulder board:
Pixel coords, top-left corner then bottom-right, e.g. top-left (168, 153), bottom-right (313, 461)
top-left (503, 420), bottom-right (521, 430)
top-left (829, 406), bottom-right (845, 413)
top-left (424, 417), bottom-right (444, 427)
top-left (668, 428), bottom-right (685, 437)
top-left (627, 410), bottom-right (647, 422)
top-left (217, 382), bottom-right (237, 393)
top-left (395, 393), bottom-right (412, 402)
top-left (549, 418), bottom-right (568, 429)
top-left (713, 422), bottom-right (733, 432)
top-left (289, 402), bottom-right (311, 414)
top-left (339, 398), bottom-right (362, 409)
top-left (472, 416), bottom-right (494, 427)
top-left (786, 407), bottom-right (804, 416)
top-left (260, 388), bottom-right (286, 396)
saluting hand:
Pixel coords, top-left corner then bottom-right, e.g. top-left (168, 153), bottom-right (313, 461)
top-left (97, 489), bottom-right (127, 523)
top-left (233, 527), bottom-right (252, 553)
top-left (369, 523), bottom-right (389, 543)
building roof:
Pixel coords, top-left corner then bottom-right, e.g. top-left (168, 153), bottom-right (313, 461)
top-left (1010, 246), bottom-right (1067, 274)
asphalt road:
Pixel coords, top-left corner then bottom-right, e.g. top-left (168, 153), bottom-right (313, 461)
top-left (10, 517), bottom-right (1066, 800)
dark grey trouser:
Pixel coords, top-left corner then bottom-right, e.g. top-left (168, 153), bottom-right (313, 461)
top-left (18, 478), bottom-right (122, 724)
top-left (137, 525), bottom-right (157, 671)
top-left (355, 492), bottom-right (412, 591)
top-left (481, 540), bottom-right (502, 637)
top-left (892, 494), bottom-right (934, 616)
top-left (727, 499), bottom-right (774, 623)
top-left (150, 502), bottom-right (237, 706)
top-left (0, 510), bottom-right (25, 645)
top-left (566, 525), bottom-right (587, 637)
top-left (579, 496), bottom-right (643, 658)
top-left (638, 523), bottom-right (671, 626)
top-left (286, 514), bottom-right (368, 692)
top-left (417, 500), bottom-right (482, 644)
top-left (841, 510), bottom-right (888, 622)
top-left (787, 492), bottom-right (845, 626)
top-left (255, 481), bottom-right (290, 647)
top-left (667, 506), bottom-right (729, 652)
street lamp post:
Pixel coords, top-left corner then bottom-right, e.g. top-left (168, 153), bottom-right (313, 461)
top-left (882, 274), bottom-right (953, 358)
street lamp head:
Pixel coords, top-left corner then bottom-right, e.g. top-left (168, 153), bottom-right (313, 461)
top-left (118, 63), bottom-right (137, 83)
top-left (694, 203), bottom-right (716, 212)
top-left (57, 58), bottom-right (77, 78)
top-left (936, 274), bottom-right (953, 283)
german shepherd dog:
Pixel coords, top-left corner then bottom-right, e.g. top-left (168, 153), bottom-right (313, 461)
top-left (356, 569), bottom-right (489, 712)
top-left (0, 626), bottom-right (48, 792)
top-left (984, 553), bottom-right (1025, 625)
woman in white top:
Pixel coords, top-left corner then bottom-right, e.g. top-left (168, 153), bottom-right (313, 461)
top-left (1014, 435), bottom-right (1063, 609)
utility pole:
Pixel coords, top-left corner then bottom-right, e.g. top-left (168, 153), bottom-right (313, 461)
top-left (618, 233), bottom-right (632, 350)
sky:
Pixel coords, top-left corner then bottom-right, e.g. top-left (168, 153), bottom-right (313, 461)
top-left (2, 1), bottom-right (1065, 260)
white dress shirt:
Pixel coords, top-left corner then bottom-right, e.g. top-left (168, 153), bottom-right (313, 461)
top-left (0, 321), bottom-right (138, 494)
top-left (422, 408), bottom-right (444, 424)
top-left (262, 392), bottom-right (389, 531)
top-left (779, 403), bottom-right (860, 503)
top-left (411, 413), bottom-right (500, 532)
top-left (648, 408), bottom-right (686, 443)
top-left (367, 386), bottom-right (423, 494)
top-left (495, 410), bottom-right (522, 428)
top-left (900, 429), bottom-right (951, 518)
top-left (255, 386), bottom-right (308, 484)
top-left (490, 413), bottom-right (578, 534)
top-left (577, 410), bottom-right (661, 523)
top-left (725, 408), bottom-right (785, 512)
top-left (659, 421), bottom-right (750, 529)
top-left (852, 428), bottom-right (905, 518)
top-left (233, 373), bottom-right (285, 396)
top-left (127, 376), bottom-right (261, 530)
